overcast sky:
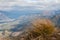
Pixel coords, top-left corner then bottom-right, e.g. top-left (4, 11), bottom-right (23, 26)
top-left (0, 0), bottom-right (60, 11)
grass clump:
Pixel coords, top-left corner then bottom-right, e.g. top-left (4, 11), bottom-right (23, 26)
top-left (25, 18), bottom-right (56, 40)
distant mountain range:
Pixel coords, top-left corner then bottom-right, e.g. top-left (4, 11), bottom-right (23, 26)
top-left (51, 10), bottom-right (60, 27)
top-left (0, 13), bottom-right (14, 24)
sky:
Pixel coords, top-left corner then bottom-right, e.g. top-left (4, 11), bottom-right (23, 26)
top-left (0, 0), bottom-right (60, 18)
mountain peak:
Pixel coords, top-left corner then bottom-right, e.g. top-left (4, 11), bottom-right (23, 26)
top-left (0, 13), bottom-right (14, 23)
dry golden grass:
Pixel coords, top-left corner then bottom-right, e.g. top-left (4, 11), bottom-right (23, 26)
top-left (31, 18), bottom-right (56, 35)
top-left (24, 18), bottom-right (57, 40)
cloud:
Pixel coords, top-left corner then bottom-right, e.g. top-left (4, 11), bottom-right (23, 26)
top-left (0, 0), bottom-right (60, 11)
top-left (0, 0), bottom-right (15, 2)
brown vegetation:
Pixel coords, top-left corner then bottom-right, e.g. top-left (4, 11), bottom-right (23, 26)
top-left (24, 18), bottom-right (57, 40)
